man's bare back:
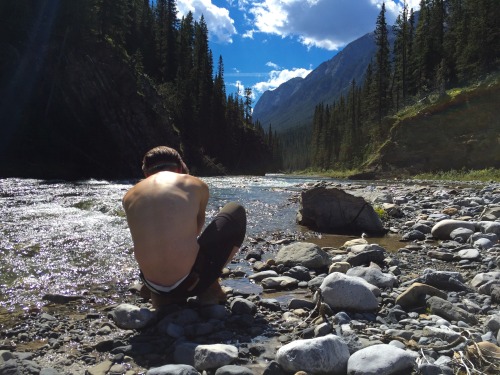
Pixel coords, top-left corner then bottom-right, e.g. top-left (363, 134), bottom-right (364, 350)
top-left (123, 171), bottom-right (209, 286)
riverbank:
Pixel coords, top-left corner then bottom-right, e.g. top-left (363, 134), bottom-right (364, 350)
top-left (287, 168), bottom-right (500, 183)
top-left (1, 179), bottom-right (499, 374)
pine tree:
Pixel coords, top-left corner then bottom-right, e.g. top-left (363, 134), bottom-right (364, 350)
top-left (374, 3), bottom-right (391, 123)
top-left (392, 1), bottom-right (411, 109)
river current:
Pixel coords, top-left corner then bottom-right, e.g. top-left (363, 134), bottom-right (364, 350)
top-left (0, 175), bottom-right (401, 311)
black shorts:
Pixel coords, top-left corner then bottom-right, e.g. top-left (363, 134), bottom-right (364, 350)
top-left (141, 202), bottom-right (246, 297)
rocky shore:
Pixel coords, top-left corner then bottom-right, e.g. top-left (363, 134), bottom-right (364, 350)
top-left (1, 180), bottom-right (499, 375)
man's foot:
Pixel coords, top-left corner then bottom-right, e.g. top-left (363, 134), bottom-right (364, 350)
top-left (139, 284), bottom-right (151, 300)
top-left (197, 281), bottom-right (227, 305)
top-left (151, 292), bottom-right (186, 309)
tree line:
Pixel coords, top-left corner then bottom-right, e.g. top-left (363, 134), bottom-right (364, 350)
top-left (0, 0), bottom-right (272, 176)
top-left (279, 0), bottom-right (499, 171)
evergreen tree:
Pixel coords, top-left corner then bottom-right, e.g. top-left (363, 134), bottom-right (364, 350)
top-left (374, 3), bottom-right (391, 123)
top-left (392, 1), bottom-right (412, 109)
top-left (154, 0), bottom-right (178, 82)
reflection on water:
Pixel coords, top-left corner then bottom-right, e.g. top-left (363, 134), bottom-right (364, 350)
top-left (0, 176), bottom-right (398, 309)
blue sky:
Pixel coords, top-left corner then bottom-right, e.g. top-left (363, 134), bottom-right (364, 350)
top-left (175, 1), bottom-right (420, 106)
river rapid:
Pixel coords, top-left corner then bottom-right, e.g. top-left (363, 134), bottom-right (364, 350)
top-left (0, 175), bottom-right (360, 311)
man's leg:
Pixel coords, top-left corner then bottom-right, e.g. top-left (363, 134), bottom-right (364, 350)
top-left (193, 202), bottom-right (246, 303)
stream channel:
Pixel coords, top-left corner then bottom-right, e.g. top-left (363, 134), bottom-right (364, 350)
top-left (0, 175), bottom-right (403, 313)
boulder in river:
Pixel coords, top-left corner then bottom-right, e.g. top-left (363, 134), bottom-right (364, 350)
top-left (297, 187), bottom-right (386, 235)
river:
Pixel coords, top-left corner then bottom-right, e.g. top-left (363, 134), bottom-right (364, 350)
top-left (0, 176), bottom-right (402, 311)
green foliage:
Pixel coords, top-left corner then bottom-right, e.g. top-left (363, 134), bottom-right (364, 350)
top-left (373, 206), bottom-right (389, 221)
top-left (414, 168), bottom-right (500, 182)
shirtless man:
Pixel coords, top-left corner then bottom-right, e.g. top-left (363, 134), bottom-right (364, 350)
top-left (123, 146), bottom-right (246, 308)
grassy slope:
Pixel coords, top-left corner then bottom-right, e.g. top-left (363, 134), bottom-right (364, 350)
top-left (363, 74), bottom-right (500, 179)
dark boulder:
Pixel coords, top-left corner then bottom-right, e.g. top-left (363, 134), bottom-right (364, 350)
top-left (297, 187), bottom-right (386, 235)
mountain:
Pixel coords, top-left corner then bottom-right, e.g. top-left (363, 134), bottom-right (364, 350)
top-left (253, 30), bottom-right (394, 133)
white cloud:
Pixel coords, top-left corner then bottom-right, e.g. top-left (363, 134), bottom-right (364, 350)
top-left (245, 0), bottom-right (420, 51)
top-left (177, 0), bottom-right (237, 43)
top-left (253, 67), bottom-right (312, 94)
top-left (266, 61), bottom-right (280, 69)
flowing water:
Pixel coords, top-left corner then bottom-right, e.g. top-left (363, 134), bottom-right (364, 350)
top-left (0, 176), bottom-right (403, 311)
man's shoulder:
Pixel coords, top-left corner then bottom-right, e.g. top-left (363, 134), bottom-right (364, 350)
top-left (180, 174), bottom-right (207, 187)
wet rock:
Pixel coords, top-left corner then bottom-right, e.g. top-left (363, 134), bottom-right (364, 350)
top-left (283, 265), bottom-right (311, 281)
top-left (320, 272), bottom-right (379, 311)
top-left (343, 238), bottom-right (368, 247)
top-left (275, 242), bottom-right (331, 269)
top-left (109, 304), bottom-right (156, 330)
top-left (248, 270), bottom-right (278, 281)
top-left (261, 276), bottom-right (299, 290)
top-left (401, 230), bottom-right (426, 241)
top-left (259, 298), bottom-right (282, 311)
top-left (42, 293), bottom-right (86, 304)
top-left (275, 334), bottom-right (349, 374)
top-left (229, 298), bottom-right (257, 315)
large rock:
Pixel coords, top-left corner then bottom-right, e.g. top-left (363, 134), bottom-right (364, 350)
top-left (346, 266), bottom-right (398, 288)
top-left (471, 272), bottom-right (500, 288)
top-left (319, 272), bottom-right (379, 311)
top-left (173, 343), bottom-right (238, 371)
top-left (476, 221), bottom-right (500, 236)
top-left (347, 344), bottom-right (417, 375)
top-left (430, 220), bottom-right (476, 240)
top-left (346, 244), bottom-right (387, 267)
top-left (297, 187), bottom-right (386, 235)
top-left (395, 282), bottom-right (447, 309)
top-left (275, 334), bottom-right (350, 374)
top-left (275, 242), bottom-right (331, 269)
top-left (426, 296), bottom-right (478, 325)
top-left (479, 206), bottom-right (500, 221)
top-left (416, 269), bottom-right (470, 292)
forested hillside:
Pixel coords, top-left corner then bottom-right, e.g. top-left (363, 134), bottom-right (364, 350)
top-left (0, 0), bottom-right (272, 179)
top-left (277, 0), bottom-right (500, 175)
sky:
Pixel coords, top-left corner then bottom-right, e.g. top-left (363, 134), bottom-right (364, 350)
top-left (175, 0), bottom-right (421, 106)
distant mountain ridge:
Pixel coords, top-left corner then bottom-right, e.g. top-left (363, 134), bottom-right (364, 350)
top-left (253, 30), bottom-right (395, 132)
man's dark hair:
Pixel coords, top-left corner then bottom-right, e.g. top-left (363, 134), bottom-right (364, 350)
top-left (142, 146), bottom-right (189, 175)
